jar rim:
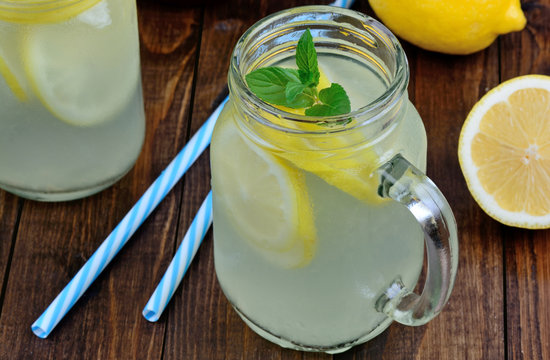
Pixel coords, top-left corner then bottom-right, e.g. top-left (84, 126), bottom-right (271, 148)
top-left (229, 5), bottom-right (409, 133)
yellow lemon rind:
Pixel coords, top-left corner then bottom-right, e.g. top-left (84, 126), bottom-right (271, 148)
top-left (458, 74), bottom-right (550, 229)
top-left (0, 54), bottom-right (27, 101)
top-left (369, 0), bottom-right (526, 55)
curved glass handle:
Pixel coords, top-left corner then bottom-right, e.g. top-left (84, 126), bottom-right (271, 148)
top-left (374, 154), bottom-right (459, 326)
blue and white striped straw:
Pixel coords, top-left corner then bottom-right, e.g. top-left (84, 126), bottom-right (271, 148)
top-left (139, 0), bottom-right (355, 322)
top-left (31, 98), bottom-right (228, 338)
top-left (142, 191), bottom-right (213, 322)
top-left (328, 0), bottom-right (354, 7)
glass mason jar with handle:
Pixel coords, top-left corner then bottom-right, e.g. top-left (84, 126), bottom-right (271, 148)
top-left (210, 6), bottom-right (458, 353)
top-left (0, 0), bottom-right (145, 201)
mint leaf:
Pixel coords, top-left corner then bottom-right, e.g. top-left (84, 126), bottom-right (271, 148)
top-left (284, 81), bottom-right (314, 108)
top-left (304, 104), bottom-right (334, 116)
top-left (285, 81), bottom-right (307, 102)
top-left (315, 83), bottom-right (351, 115)
top-left (296, 29), bottom-right (320, 86)
top-left (305, 83), bottom-right (351, 117)
top-left (245, 67), bottom-right (301, 106)
top-left (287, 93), bottom-right (315, 109)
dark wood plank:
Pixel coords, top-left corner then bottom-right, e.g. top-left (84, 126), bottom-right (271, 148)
top-left (338, 2), bottom-right (505, 359)
top-left (0, 3), bottom-right (202, 359)
top-left (501, 1), bottom-right (550, 359)
top-left (409, 47), bottom-right (505, 360)
top-left (0, 192), bottom-right (20, 312)
top-left (162, 1), bottom-right (335, 359)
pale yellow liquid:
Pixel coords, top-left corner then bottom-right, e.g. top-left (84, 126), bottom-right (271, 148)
top-left (0, 0), bottom-right (144, 200)
top-left (212, 54), bottom-right (426, 351)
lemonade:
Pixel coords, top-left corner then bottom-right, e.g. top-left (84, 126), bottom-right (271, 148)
top-left (0, 0), bottom-right (145, 201)
top-left (211, 6), bottom-right (458, 353)
top-left (212, 55), bottom-right (426, 350)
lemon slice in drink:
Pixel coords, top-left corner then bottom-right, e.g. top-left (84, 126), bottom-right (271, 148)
top-left (263, 70), bottom-right (385, 204)
top-left (22, 1), bottom-right (140, 126)
top-left (0, 0), bottom-right (102, 24)
top-left (211, 110), bottom-right (316, 269)
top-left (458, 75), bottom-right (550, 228)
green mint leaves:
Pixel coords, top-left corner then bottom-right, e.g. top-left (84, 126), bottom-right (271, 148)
top-left (305, 83), bottom-right (350, 116)
top-left (296, 29), bottom-right (320, 87)
top-left (244, 67), bottom-right (313, 108)
top-left (245, 28), bottom-right (351, 117)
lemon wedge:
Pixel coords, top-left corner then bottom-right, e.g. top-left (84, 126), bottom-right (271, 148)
top-left (22, 0), bottom-right (140, 126)
top-left (458, 75), bottom-right (550, 228)
top-left (211, 108), bottom-right (317, 268)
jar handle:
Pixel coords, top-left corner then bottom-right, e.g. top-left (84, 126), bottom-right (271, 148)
top-left (374, 154), bottom-right (458, 325)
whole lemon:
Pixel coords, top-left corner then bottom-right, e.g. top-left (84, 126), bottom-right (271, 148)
top-left (368, 0), bottom-right (526, 55)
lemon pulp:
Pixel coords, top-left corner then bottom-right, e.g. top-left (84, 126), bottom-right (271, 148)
top-left (459, 75), bottom-right (550, 228)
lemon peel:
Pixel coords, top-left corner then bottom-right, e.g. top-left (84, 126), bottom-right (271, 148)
top-left (369, 0), bottom-right (526, 55)
top-left (0, 54), bottom-right (27, 101)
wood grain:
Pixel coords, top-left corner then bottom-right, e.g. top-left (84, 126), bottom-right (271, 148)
top-left (501, 1), bottom-right (550, 359)
top-left (1, 0), bottom-right (549, 359)
top-left (0, 192), bottom-right (20, 315)
top-left (410, 49), bottom-right (506, 360)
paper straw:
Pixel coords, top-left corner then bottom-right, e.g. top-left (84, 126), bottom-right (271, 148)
top-left (31, 98), bottom-right (228, 339)
top-left (329, 0), bottom-right (354, 7)
top-left (142, 191), bottom-right (212, 322)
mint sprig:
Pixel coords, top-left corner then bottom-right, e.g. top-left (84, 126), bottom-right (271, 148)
top-left (245, 28), bottom-right (351, 118)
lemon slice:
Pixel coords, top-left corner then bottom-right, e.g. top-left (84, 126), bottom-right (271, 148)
top-left (212, 110), bottom-right (316, 268)
top-left (0, 0), bottom-right (102, 24)
top-left (22, 1), bottom-right (140, 126)
top-left (0, 53), bottom-right (27, 101)
top-left (260, 70), bottom-right (385, 204)
top-left (458, 74), bottom-right (550, 228)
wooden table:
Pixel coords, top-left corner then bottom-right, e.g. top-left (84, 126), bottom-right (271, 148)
top-left (1, 0), bottom-right (549, 358)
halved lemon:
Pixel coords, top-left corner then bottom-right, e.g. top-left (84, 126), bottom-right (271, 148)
top-left (22, 0), bottom-right (140, 126)
top-left (458, 75), bottom-right (550, 228)
top-left (211, 108), bottom-right (316, 268)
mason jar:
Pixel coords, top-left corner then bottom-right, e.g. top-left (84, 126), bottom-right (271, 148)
top-left (210, 6), bottom-right (458, 353)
